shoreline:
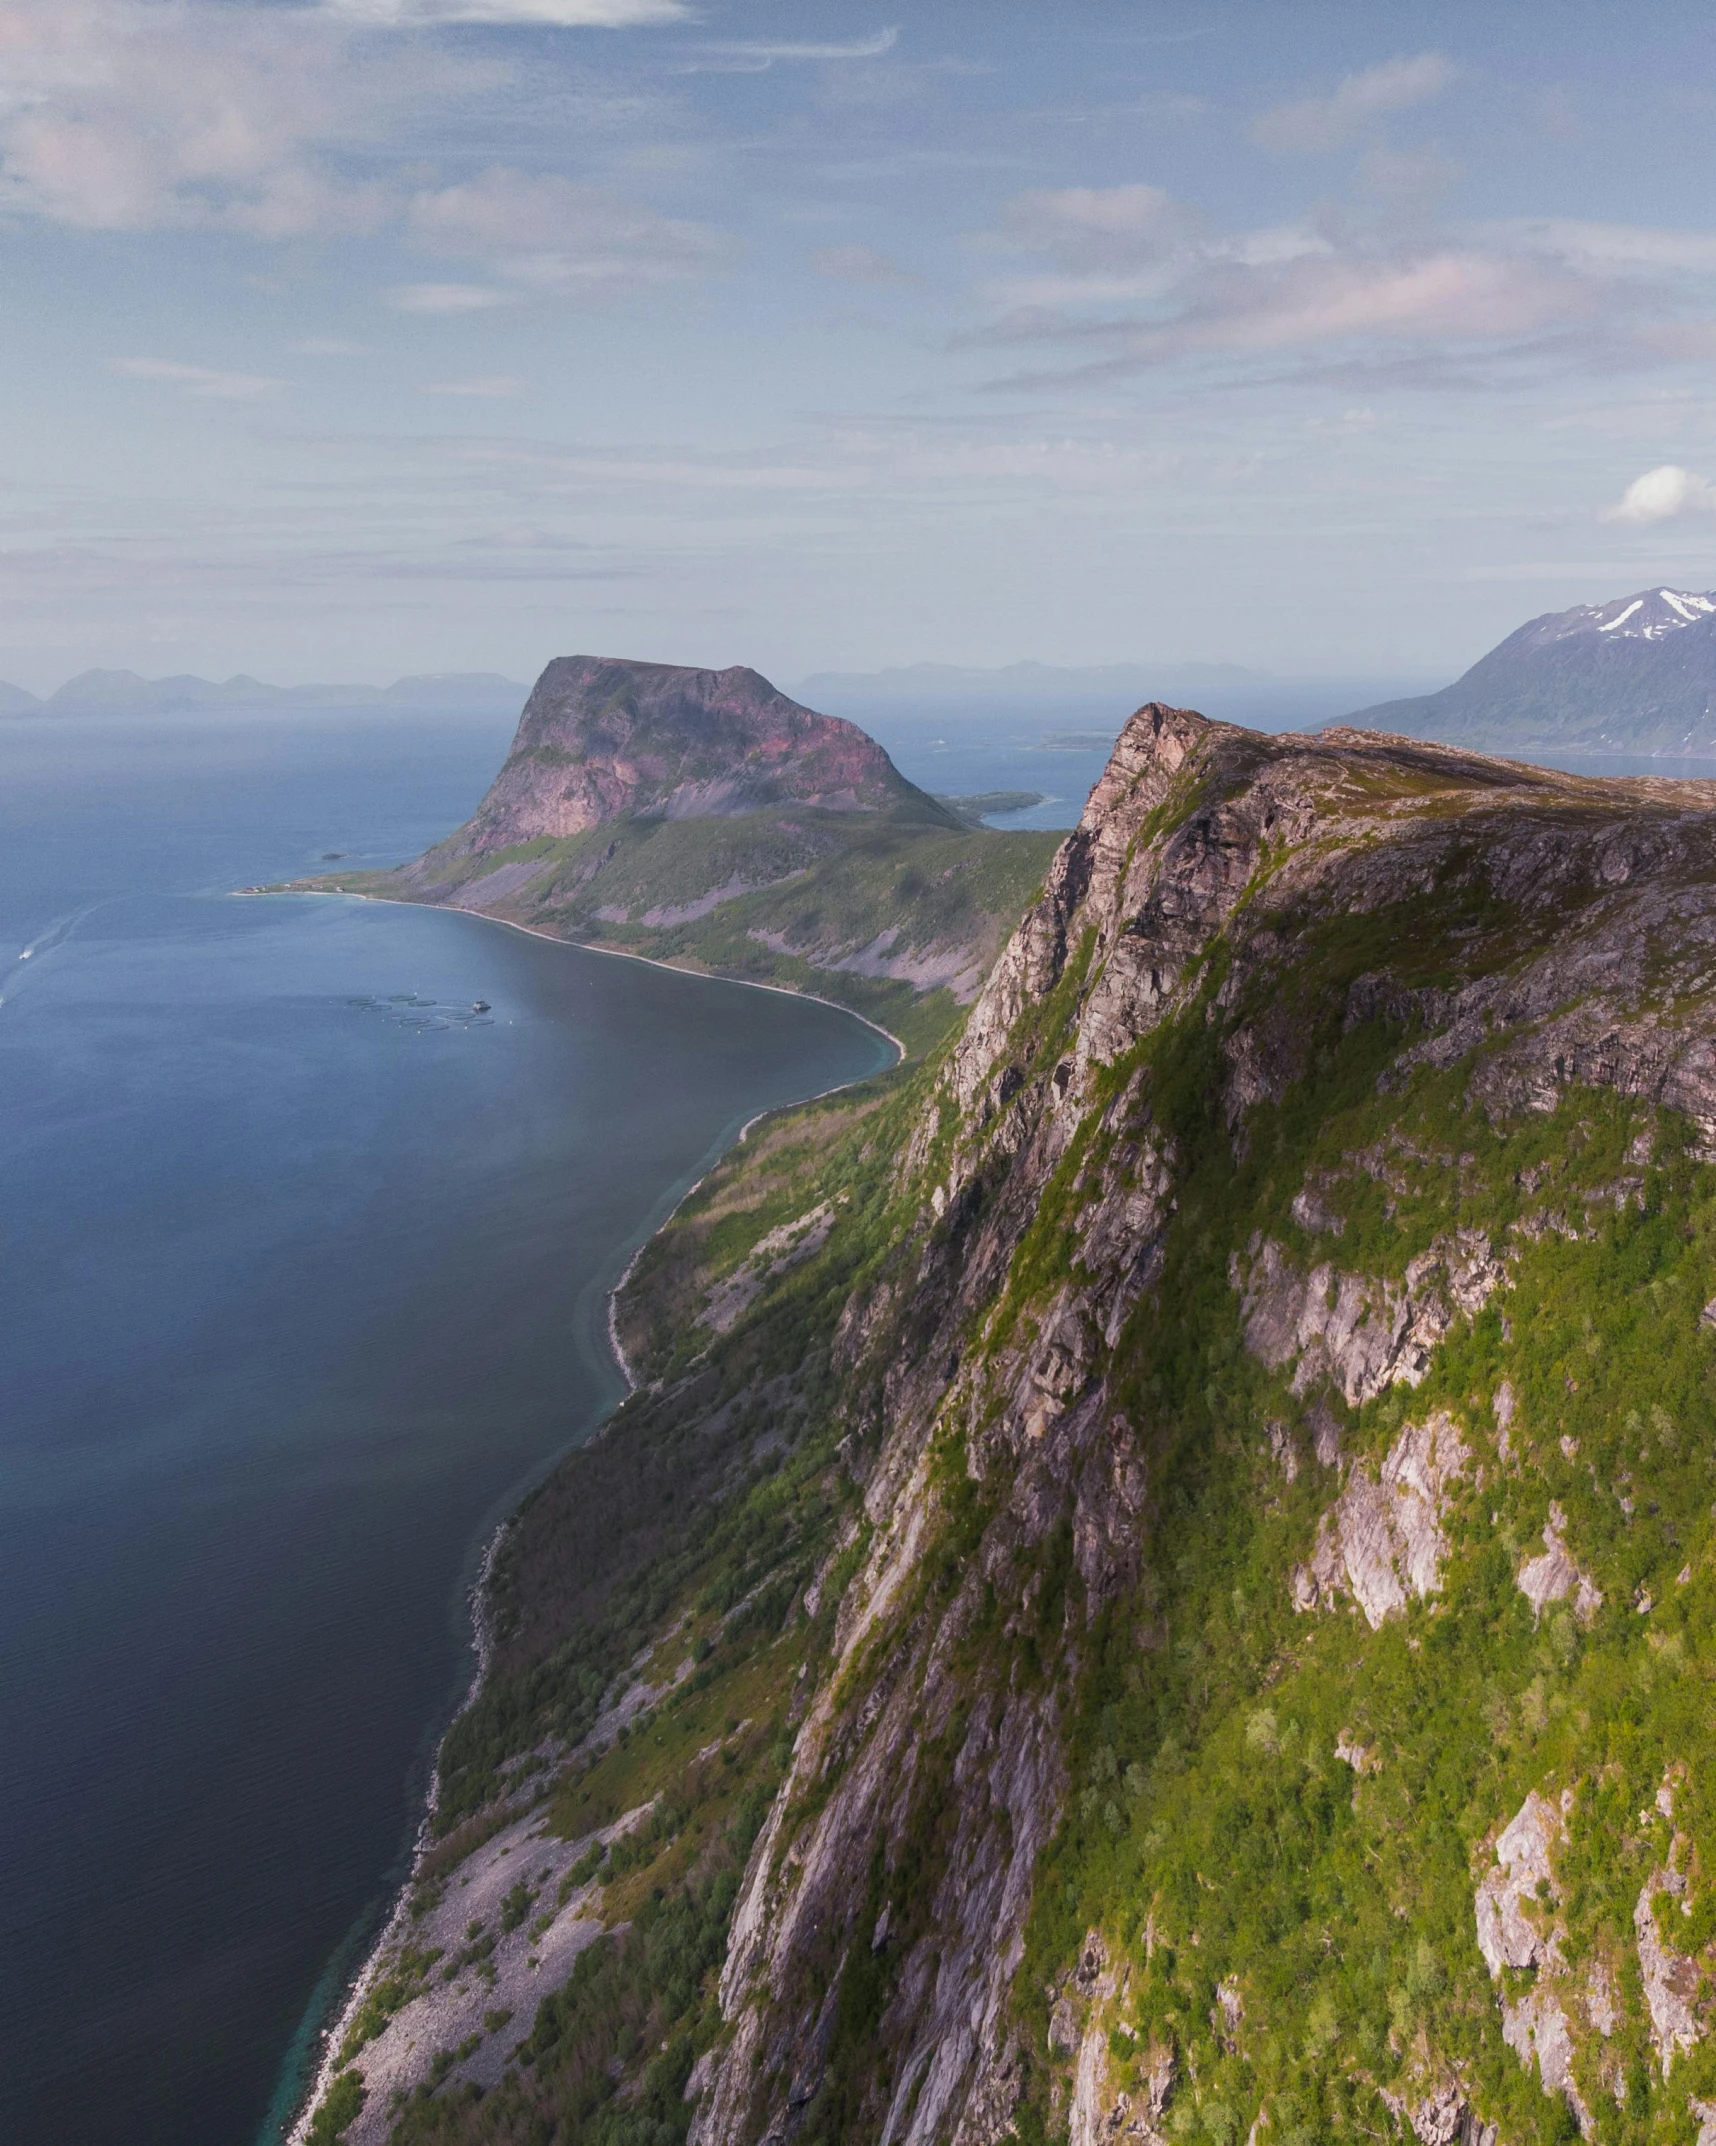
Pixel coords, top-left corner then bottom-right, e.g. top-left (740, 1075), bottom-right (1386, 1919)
top-left (284, 1518), bottom-right (510, 2146)
top-left (251, 883), bottom-right (909, 1059)
top-left (269, 885), bottom-right (904, 2143)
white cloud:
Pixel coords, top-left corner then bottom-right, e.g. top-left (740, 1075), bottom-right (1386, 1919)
top-left (112, 357), bottom-right (286, 399)
top-left (810, 242), bottom-right (916, 285)
top-left (999, 184), bottom-right (1201, 271)
top-left (1490, 219), bottom-right (1716, 277)
top-left (0, 0), bottom-right (460, 235)
top-left (1602, 465), bottom-right (1716, 524)
top-left (686, 29), bottom-right (898, 70)
top-left (420, 375), bottom-right (527, 396)
top-left (321, 0), bottom-right (688, 21)
top-left (388, 282), bottom-right (516, 312)
top-left (408, 168), bottom-right (727, 290)
top-left (1251, 53), bottom-right (1456, 155)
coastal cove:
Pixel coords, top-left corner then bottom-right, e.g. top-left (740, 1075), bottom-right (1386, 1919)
top-left (0, 709), bottom-right (894, 2146)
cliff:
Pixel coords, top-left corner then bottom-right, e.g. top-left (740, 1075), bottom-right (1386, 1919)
top-left (304, 707), bottom-right (1716, 2146)
top-left (451, 657), bottom-right (935, 848)
top-left (312, 656), bottom-right (1058, 1056)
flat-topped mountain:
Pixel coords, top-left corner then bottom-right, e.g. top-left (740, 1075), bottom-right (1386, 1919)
top-left (455, 656), bottom-right (940, 853)
top-left (305, 698), bottom-right (1716, 2146)
top-left (314, 655), bottom-right (1057, 1054)
top-left (1352, 584), bottom-right (1716, 753)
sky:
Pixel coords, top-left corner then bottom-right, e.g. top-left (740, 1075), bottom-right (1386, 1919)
top-left (8, 0), bottom-right (1716, 692)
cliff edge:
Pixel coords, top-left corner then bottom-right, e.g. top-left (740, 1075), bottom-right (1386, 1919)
top-left (305, 706), bottom-right (1716, 2146)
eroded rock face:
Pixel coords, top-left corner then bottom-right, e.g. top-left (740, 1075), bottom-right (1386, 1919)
top-left (1517, 1503), bottom-right (1603, 1625)
top-left (1293, 1411), bottom-right (1469, 1628)
top-left (1635, 1866), bottom-right (1704, 2075)
top-left (1473, 1790), bottom-right (1593, 2132)
top-left (455, 656), bottom-right (925, 852)
top-left (689, 707), bottom-right (1716, 2146)
top-left (1235, 1234), bottom-right (1505, 1408)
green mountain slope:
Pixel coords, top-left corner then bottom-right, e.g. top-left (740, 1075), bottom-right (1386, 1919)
top-left (301, 707), bottom-right (1716, 2146)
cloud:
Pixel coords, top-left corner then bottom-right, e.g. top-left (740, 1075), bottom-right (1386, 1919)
top-left (1251, 53), bottom-right (1455, 155)
top-left (1602, 465), bottom-right (1716, 524)
top-left (810, 243), bottom-right (917, 285)
top-left (293, 338), bottom-right (375, 356)
top-left (321, 0), bottom-right (688, 22)
top-left (998, 184), bottom-right (1202, 271)
top-left (420, 375), bottom-right (527, 396)
top-left (111, 357), bottom-right (286, 399)
top-left (388, 282), bottom-right (516, 312)
top-left (1489, 219), bottom-right (1716, 277)
top-left (685, 28), bottom-right (898, 71)
top-left (408, 168), bottom-right (728, 291)
top-left (0, 0), bottom-right (468, 236)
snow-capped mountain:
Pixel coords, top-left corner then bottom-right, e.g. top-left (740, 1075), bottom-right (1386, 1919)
top-left (1348, 586), bottom-right (1716, 754)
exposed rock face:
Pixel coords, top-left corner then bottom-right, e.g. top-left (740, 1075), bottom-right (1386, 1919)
top-left (1474, 1791), bottom-right (1593, 2133)
top-left (451, 656), bottom-right (927, 854)
top-left (1235, 1234), bottom-right (1504, 1408)
top-left (1516, 1503), bottom-right (1603, 1624)
top-left (676, 707), bottom-right (1716, 2146)
top-left (1292, 1410), bottom-right (1469, 1627)
top-left (1636, 1865), bottom-right (1704, 2075)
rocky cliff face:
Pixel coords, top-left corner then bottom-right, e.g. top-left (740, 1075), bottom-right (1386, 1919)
top-left (306, 703), bottom-right (1716, 2146)
top-left (454, 657), bottom-right (933, 854)
top-left (687, 708), bottom-right (1716, 2146)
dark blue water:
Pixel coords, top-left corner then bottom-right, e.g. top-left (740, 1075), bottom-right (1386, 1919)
top-left (0, 709), bottom-right (893, 2146)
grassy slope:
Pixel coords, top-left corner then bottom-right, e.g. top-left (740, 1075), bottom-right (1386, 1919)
top-left (320, 806), bottom-right (1060, 1060)
top-left (311, 1064), bottom-right (944, 2146)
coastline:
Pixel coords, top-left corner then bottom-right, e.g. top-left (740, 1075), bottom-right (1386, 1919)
top-left (284, 1518), bottom-right (510, 2146)
top-left (250, 883), bottom-right (909, 1059)
top-left (271, 885), bottom-right (903, 2143)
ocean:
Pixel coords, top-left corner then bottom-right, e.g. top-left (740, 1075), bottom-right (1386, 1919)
top-left (0, 707), bottom-right (894, 2146)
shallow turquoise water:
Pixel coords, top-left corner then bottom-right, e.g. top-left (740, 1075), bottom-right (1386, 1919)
top-left (0, 709), bottom-right (892, 2146)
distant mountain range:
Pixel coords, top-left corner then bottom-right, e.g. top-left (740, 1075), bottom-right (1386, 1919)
top-left (1349, 586), bottom-right (1716, 754)
top-left (0, 669), bottom-right (527, 716)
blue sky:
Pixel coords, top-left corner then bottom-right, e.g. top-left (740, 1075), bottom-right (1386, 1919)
top-left (8, 0), bottom-right (1716, 691)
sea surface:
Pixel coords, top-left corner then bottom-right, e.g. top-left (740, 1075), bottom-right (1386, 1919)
top-left (0, 708), bottom-right (893, 2146)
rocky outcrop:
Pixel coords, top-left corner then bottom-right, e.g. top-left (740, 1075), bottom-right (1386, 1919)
top-left (1292, 1411), bottom-right (1469, 1627)
top-left (1517, 1504), bottom-right (1603, 1625)
top-left (452, 657), bottom-right (933, 855)
top-left (1473, 1790), bottom-right (1593, 2133)
top-left (1635, 1864), bottom-right (1704, 2076)
top-left (1235, 1234), bottom-right (1505, 1408)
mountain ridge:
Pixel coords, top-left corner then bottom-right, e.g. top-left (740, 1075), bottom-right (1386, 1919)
top-left (1349, 584), bottom-right (1716, 754)
top-left (300, 698), bottom-right (1716, 2146)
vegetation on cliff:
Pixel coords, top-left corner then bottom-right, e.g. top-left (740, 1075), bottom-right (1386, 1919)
top-left (303, 707), bottom-right (1716, 2146)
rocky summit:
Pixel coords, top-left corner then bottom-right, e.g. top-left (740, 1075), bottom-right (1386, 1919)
top-left (304, 705), bottom-right (1716, 2146)
top-left (1353, 585), bottom-right (1716, 756)
top-left (454, 657), bottom-right (929, 853)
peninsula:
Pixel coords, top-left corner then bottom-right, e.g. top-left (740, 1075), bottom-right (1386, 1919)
top-left (307, 656), bottom-right (1060, 1056)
